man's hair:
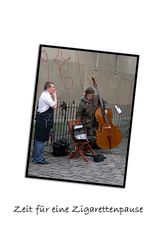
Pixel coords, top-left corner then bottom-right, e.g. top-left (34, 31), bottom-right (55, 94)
top-left (85, 87), bottom-right (95, 95)
top-left (44, 81), bottom-right (55, 90)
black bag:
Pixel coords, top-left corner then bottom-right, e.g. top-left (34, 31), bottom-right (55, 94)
top-left (52, 140), bottom-right (69, 157)
top-left (93, 154), bottom-right (105, 162)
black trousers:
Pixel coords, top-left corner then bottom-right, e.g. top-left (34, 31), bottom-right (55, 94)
top-left (35, 108), bottom-right (53, 142)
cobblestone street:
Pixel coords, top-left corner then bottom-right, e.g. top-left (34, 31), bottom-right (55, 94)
top-left (26, 138), bottom-right (129, 187)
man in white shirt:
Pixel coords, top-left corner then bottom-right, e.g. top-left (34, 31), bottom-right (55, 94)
top-left (32, 81), bottom-right (57, 164)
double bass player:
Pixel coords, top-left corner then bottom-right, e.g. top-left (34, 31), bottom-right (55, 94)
top-left (76, 86), bottom-right (109, 138)
top-left (76, 77), bottom-right (122, 149)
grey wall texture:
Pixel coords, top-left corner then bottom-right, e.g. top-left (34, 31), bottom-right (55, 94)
top-left (35, 47), bottom-right (137, 107)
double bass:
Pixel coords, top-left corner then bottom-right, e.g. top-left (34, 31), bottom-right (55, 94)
top-left (92, 77), bottom-right (122, 149)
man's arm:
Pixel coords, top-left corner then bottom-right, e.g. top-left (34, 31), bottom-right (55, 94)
top-left (76, 102), bottom-right (83, 120)
top-left (51, 92), bottom-right (57, 109)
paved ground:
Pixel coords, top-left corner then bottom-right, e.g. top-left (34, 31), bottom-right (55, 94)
top-left (26, 138), bottom-right (129, 187)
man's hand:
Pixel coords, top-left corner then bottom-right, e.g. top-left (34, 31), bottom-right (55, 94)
top-left (104, 109), bottom-right (108, 115)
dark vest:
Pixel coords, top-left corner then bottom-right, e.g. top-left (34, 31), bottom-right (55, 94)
top-left (35, 107), bottom-right (54, 142)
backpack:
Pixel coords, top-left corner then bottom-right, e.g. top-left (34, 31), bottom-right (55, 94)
top-left (52, 140), bottom-right (69, 157)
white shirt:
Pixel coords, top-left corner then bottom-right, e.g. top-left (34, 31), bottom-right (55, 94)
top-left (37, 91), bottom-right (57, 113)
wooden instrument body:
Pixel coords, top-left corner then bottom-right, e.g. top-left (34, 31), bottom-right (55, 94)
top-left (92, 77), bottom-right (122, 149)
top-left (95, 107), bottom-right (122, 149)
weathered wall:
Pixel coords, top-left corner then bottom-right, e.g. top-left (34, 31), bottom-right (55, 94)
top-left (36, 47), bottom-right (137, 106)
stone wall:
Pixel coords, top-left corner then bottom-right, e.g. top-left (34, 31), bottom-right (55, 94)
top-left (35, 46), bottom-right (138, 107)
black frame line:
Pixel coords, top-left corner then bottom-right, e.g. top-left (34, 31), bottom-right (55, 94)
top-left (25, 44), bottom-right (140, 188)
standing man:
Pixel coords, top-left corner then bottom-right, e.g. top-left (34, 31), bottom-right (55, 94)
top-left (32, 81), bottom-right (57, 164)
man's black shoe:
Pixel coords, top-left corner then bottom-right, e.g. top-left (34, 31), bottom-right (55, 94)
top-left (35, 160), bottom-right (49, 164)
